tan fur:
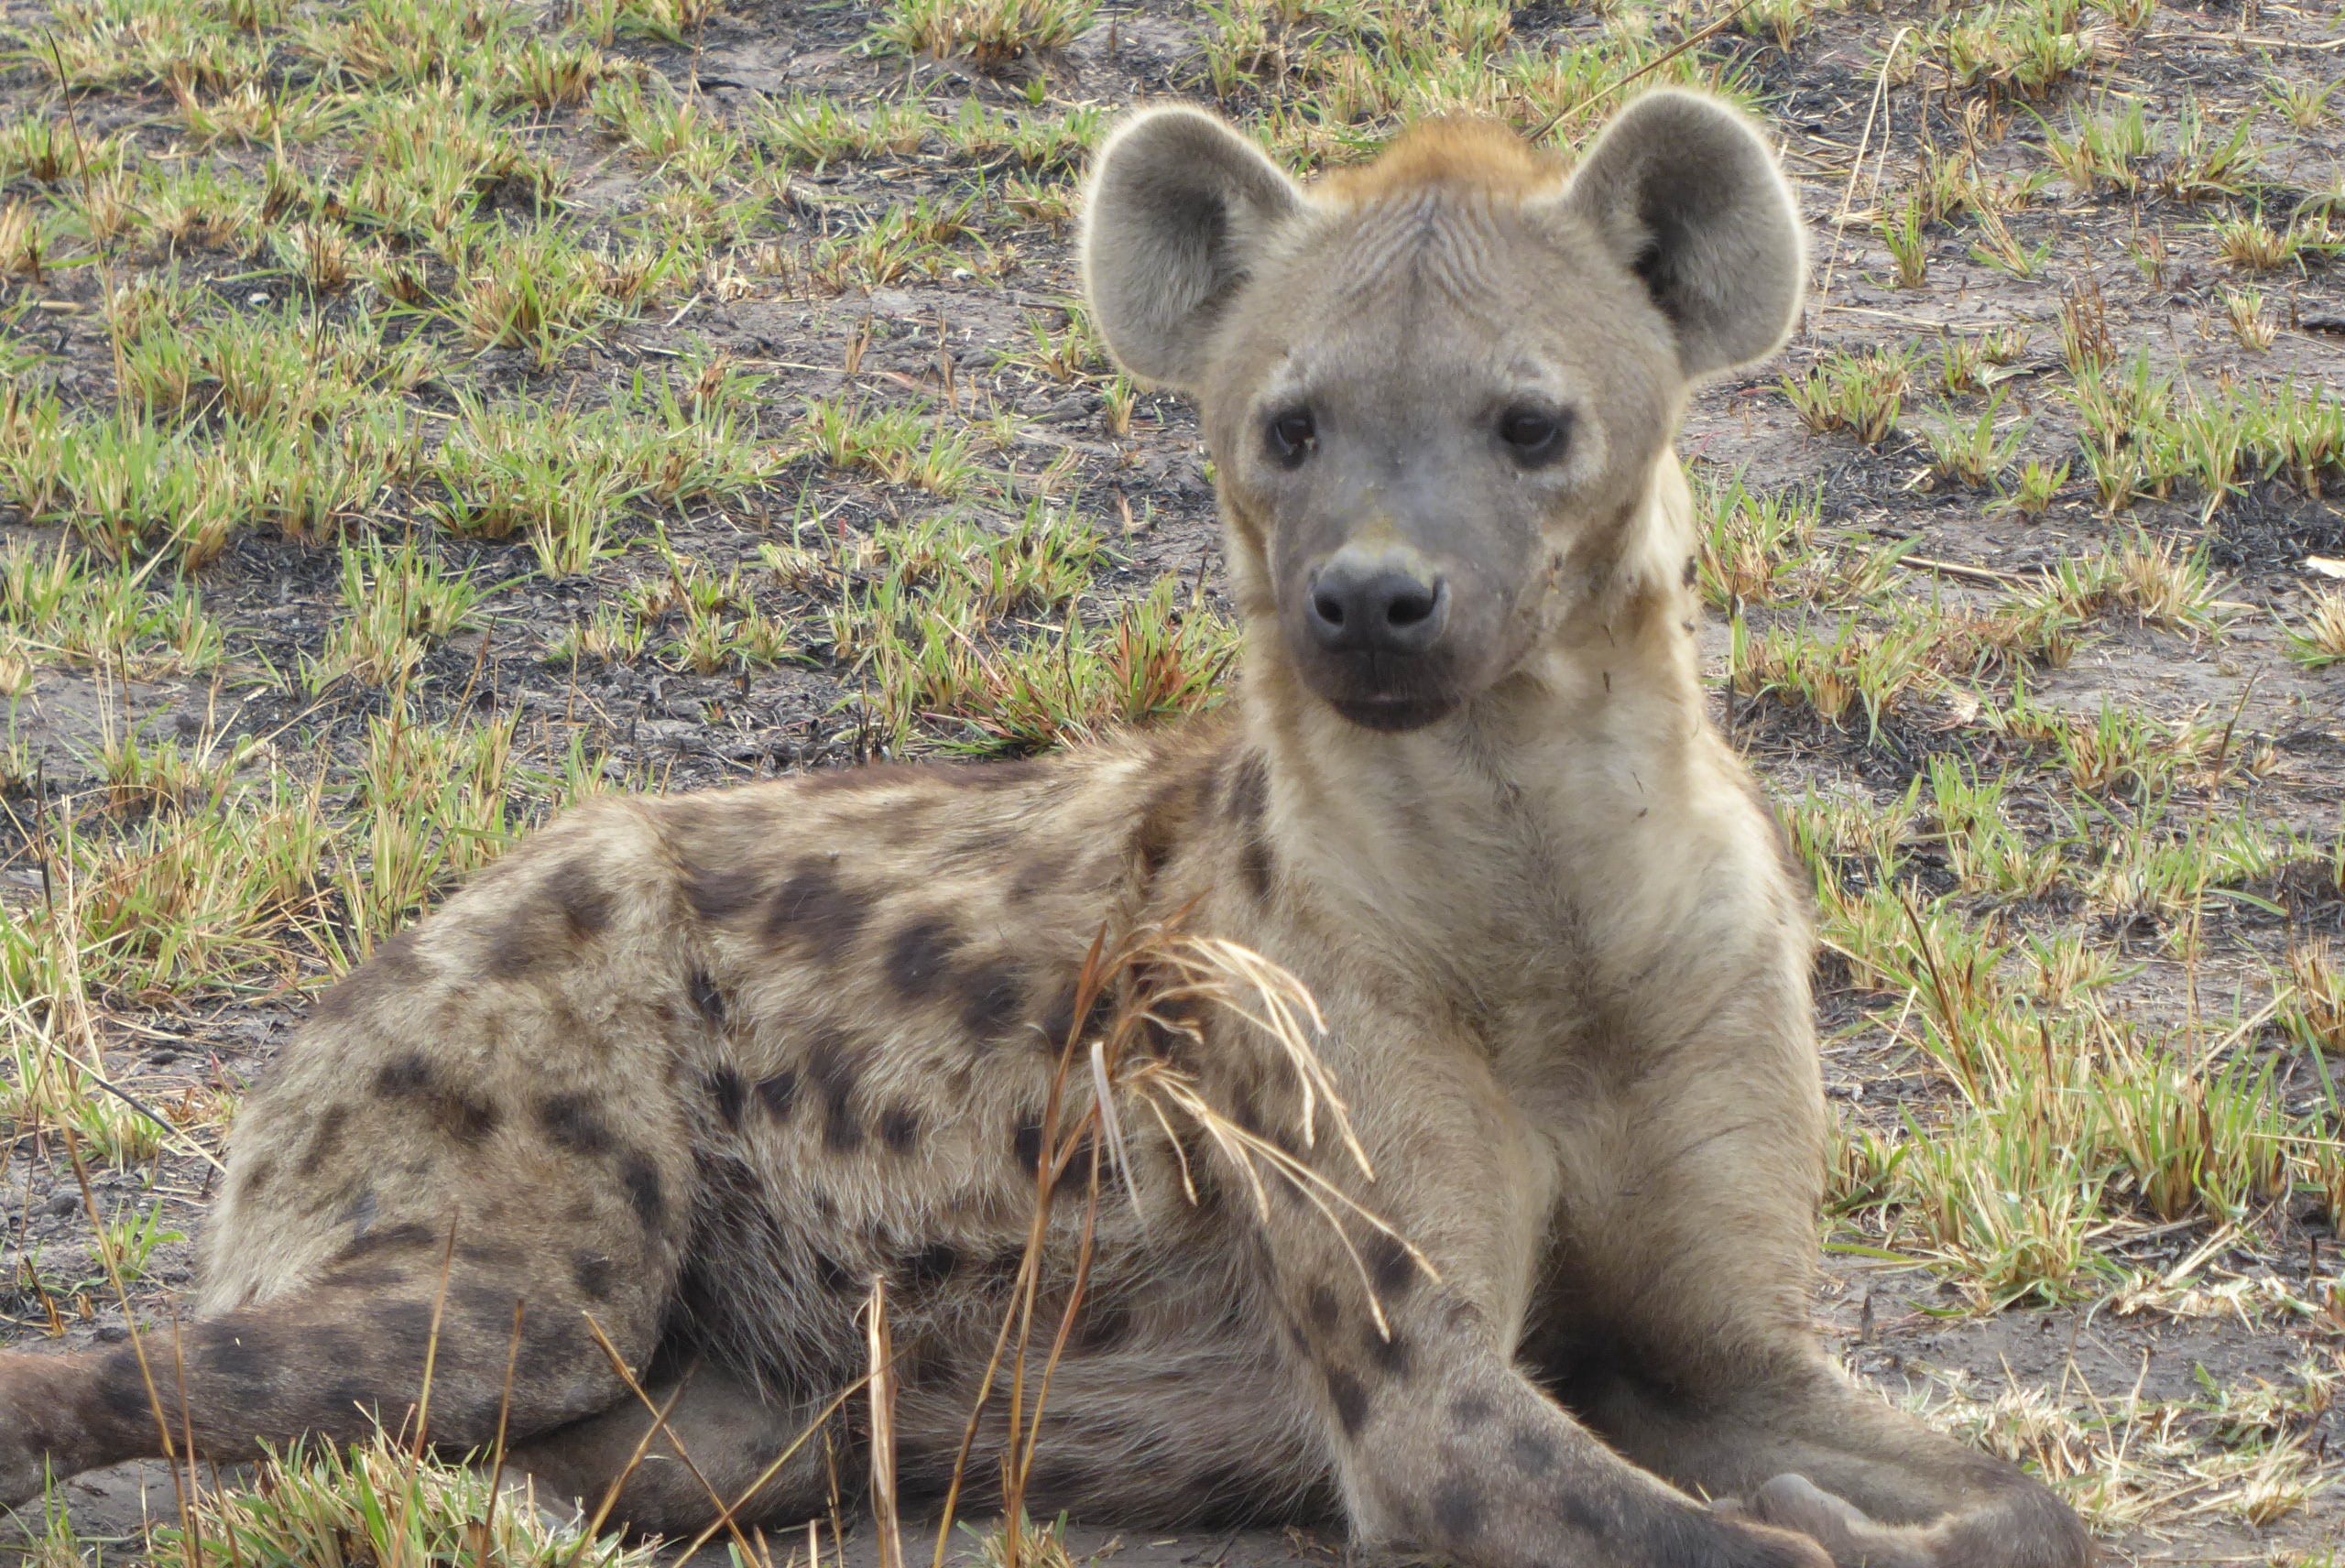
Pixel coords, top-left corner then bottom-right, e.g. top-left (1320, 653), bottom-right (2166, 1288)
top-left (1315, 118), bottom-right (1562, 204)
top-left (0, 96), bottom-right (2089, 1568)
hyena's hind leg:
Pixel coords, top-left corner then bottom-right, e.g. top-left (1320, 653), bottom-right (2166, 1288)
top-left (1, 799), bottom-right (710, 1509)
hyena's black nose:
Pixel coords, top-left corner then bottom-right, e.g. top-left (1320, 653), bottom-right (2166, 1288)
top-left (1306, 550), bottom-right (1450, 656)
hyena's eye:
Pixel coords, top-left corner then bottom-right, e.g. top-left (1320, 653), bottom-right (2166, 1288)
top-left (1498, 406), bottom-right (1570, 468)
top-left (1266, 408), bottom-right (1317, 467)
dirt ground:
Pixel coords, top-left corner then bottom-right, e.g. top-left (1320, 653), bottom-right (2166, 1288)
top-left (2, 0), bottom-right (2342, 1559)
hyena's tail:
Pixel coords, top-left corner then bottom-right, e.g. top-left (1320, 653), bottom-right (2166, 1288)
top-left (1, 797), bottom-right (715, 1509)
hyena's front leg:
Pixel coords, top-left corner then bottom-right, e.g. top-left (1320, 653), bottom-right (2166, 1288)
top-left (1244, 1037), bottom-right (1829, 1568)
top-left (1533, 984), bottom-right (2093, 1568)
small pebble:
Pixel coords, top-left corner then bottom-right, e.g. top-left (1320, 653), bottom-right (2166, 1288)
top-left (44, 1191), bottom-right (79, 1217)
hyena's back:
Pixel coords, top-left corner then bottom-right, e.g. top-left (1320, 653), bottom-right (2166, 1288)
top-left (178, 714), bottom-right (1316, 1520)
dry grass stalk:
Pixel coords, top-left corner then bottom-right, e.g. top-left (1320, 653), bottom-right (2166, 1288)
top-left (867, 1275), bottom-right (905, 1568)
top-left (922, 919), bottom-right (1439, 1568)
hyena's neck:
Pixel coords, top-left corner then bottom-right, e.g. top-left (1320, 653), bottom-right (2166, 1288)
top-left (1230, 466), bottom-right (1715, 980)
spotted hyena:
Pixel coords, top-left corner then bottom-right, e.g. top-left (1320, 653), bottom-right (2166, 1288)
top-left (0, 92), bottom-right (2090, 1568)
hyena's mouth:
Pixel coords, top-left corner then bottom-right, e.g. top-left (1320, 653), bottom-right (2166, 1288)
top-left (1306, 653), bottom-right (1468, 732)
top-left (1325, 691), bottom-right (1463, 733)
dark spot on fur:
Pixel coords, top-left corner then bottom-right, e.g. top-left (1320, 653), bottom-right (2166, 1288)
top-left (196, 1323), bottom-right (271, 1383)
top-left (1305, 1284), bottom-right (1341, 1334)
top-left (1368, 1232), bottom-right (1415, 1301)
top-left (1034, 984), bottom-right (1106, 1057)
top-left (375, 1052), bottom-right (431, 1098)
top-left (1239, 836), bottom-right (1275, 904)
top-left (329, 1264), bottom-right (406, 1290)
top-left (1364, 1325), bottom-right (1412, 1377)
top-left (483, 917), bottom-right (553, 980)
top-left (707, 1069), bottom-right (747, 1129)
top-left (900, 1243), bottom-right (959, 1288)
top-left (1508, 1425), bottom-right (1559, 1473)
top-left (683, 861), bottom-right (764, 923)
top-left (457, 1240), bottom-right (526, 1270)
top-left (806, 1035), bottom-right (864, 1153)
top-left (375, 1053), bottom-right (500, 1145)
top-left (1225, 750), bottom-right (1274, 901)
top-left (763, 864), bottom-right (867, 963)
top-left (297, 1105), bottom-right (353, 1178)
top-left (378, 1300), bottom-right (441, 1362)
top-left (879, 1104), bottom-right (921, 1154)
top-left (886, 917), bottom-right (957, 999)
top-left (1431, 1479), bottom-right (1485, 1541)
top-left (314, 1377), bottom-right (381, 1422)
top-left (1325, 1367), bottom-right (1369, 1436)
top-left (1560, 1486), bottom-right (1620, 1541)
top-left (813, 1251), bottom-right (856, 1292)
top-left (1011, 1115), bottom-right (1043, 1174)
top-left (1130, 771), bottom-right (1207, 883)
top-left (96, 1348), bottom-right (159, 1423)
top-left (440, 1094), bottom-right (500, 1144)
top-left (536, 1093), bottom-right (616, 1156)
top-left (511, 1319), bottom-right (591, 1387)
top-left (756, 1070), bottom-right (798, 1120)
top-left (619, 1153), bottom-right (664, 1227)
top-left (546, 855), bottom-right (613, 939)
top-left (334, 1222), bottom-right (438, 1262)
top-left (1682, 553), bottom-right (1698, 588)
top-left (959, 965), bottom-right (1023, 1041)
top-left (238, 1157), bottom-right (277, 1198)
top-left (572, 1252), bottom-right (617, 1301)
top-left (690, 970), bottom-right (726, 1025)
top-left (1450, 1393), bottom-right (1496, 1427)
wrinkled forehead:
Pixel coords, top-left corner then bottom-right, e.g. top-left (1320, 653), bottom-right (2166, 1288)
top-left (1222, 191), bottom-right (1655, 412)
top-left (1310, 188), bottom-right (1543, 314)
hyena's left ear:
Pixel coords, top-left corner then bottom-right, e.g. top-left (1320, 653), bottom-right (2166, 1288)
top-left (1079, 105), bottom-right (1304, 390)
top-left (1554, 90), bottom-right (1805, 378)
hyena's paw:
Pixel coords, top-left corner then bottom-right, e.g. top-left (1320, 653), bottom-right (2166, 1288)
top-left (1734, 1473), bottom-right (2096, 1568)
top-left (1706, 1507), bottom-right (1838, 1568)
top-left (0, 1414), bottom-right (57, 1513)
top-left (0, 1354), bottom-right (93, 1513)
top-left (1729, 1475), bottom-right (1933, 1568)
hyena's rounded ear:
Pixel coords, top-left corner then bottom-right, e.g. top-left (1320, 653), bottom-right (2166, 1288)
top-left (1079, 105), bottom-right (1304, 389)
top-left (1558, 90), bottom-right (1806, 379)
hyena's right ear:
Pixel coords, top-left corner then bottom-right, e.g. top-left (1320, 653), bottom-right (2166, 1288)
top-left (1079, 106), bottom-right (1303, 390)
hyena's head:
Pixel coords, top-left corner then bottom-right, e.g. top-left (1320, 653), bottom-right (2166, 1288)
top-left (1080, 93), bottom-right (1804, 732)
